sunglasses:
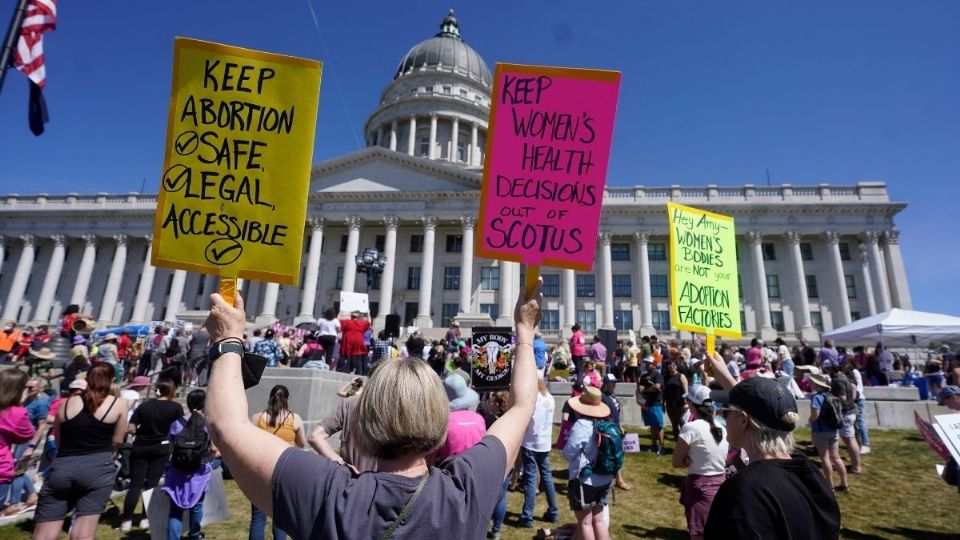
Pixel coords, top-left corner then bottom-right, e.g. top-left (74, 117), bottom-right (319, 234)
top-left (719, 407), bottom-right (741, 418)
top-left (25, 386), bottom-right (36, 391)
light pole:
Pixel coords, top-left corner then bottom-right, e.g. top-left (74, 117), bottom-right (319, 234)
top-left (355, 247), bottom-right (387, 293)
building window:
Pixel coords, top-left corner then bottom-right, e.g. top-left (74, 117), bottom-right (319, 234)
top-left (444, 267), bottom-right (461, 290)
top-left (611, 243), bottom-right (630, 261)
top-left (806, 275), bottom-right (819, 298)
top-left (614, 310), bottom-right (633, 332)
top-left (441, 304), bottom-right (458, 327)
top-left (407, 267), bottom-right (421, 290)
top-left (839, 242), bottom-right (851, 261)
top-left (612, 274), bottom-right (632, 297)
top-left (648, 243), bottom-right (667, 261)
top-left (419, 137), bottom-right (430, 157)
top-left (851, 311), bottom-right (861, 321)
top-left (542, 274), bottom-right (560, 297)
top-left (651, 310), bottom-right (670, 332)
top-left (800, 242), bottom-right (814, 261)
top-left (845, 275), bottom-right (857, 298)
top-left (375, 234), bottom-right (385, 252)
top-left (576, 310), bottom-right (597, 331)
top-left (770, 310), bottom-right (785, 332)
top-left (480, 303), bottom-right (499, 321)
top-left (762, 242), bottom-right (776, 261)
top-left (459, 88), bottom-right (468, 98)
top-left (541, 309), bottom-right (560, 330)
top-left (335, 267), bottom-right (344, 290)
top-left (446, 234), bottom-right (463, 253)
top-left (369, 272), bottom-right (382, 290)
top-left (339, 235), bottom-right (348, 253)
top-left (480, 267), bottom-right (500, 290)
top-left (766, 274), bottom-right (780, 298)
top-left (737, 274), bottom-right (743, 299)
top-left (740, 310), bottom-right (746, 332)
top-left (576, 274), bottom-right (595, 297)
top-left (442, 85), bottom-right (452, 94)
top-left (650, 275), bottom-right (668, 297)
top-left (410, 234), bottom-right (424, 253)
top-left (457, 141), bottom-right (466, 162)
top-left (811, 311), bottom-right (824, 332)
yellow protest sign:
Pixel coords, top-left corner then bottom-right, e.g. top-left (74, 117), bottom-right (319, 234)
top-left (152, 37), bottom-right (322, 285)
top-left (667, 202), bottom-right (742, 340)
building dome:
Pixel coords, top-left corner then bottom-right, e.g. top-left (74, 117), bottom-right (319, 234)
top-left (394, 10), bottom-right (492, 87)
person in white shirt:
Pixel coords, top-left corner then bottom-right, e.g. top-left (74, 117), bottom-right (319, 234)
top-left (518, 380), bottom-right (558, 527)
top-left (672, 385), bottom-right (729, 540)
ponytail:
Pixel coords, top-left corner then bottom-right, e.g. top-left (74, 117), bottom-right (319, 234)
top-left (695, 402), bottom-right (724, 445)
top-left (184, 389), bottom-right (207, 438)
top-left (266, 385), bottom-right (290, 427)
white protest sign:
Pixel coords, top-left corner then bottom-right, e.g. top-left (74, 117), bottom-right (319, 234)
top-left (933, 413), bottom-right (960, 463)
top-left (339, 291), bottom-right (370, 314)
top-left (622, 432), bottom-right (641, 453)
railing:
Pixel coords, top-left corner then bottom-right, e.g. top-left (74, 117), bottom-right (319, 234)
top-left (600, 182), bottom-right (886, 204)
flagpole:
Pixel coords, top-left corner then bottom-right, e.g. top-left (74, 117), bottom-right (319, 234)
top-left (0, 0), bottom-right (31, 94)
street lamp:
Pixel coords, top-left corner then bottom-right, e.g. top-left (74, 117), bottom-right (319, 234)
top-left (355, 247), bottom-right (387, 293)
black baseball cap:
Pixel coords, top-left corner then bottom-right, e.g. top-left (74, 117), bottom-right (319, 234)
top-left (710, 377), bottom-right (799, 432)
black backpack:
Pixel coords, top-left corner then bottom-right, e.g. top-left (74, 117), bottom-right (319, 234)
top-left (171, 417), bottom-right (210, 472)
top-left (818, 392), bottom-right (845, 430)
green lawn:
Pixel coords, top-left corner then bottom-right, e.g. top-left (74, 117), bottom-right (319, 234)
top-left (0, 428), bottom-right (956, 539)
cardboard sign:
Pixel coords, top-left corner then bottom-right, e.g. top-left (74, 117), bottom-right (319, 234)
top-left (339, 291), bottom-right (369, 315)
top-left (667, 203), bottom-right (741, 339)
top-left (471, 327), bottom-right (514, 391)
top-left (622, 432), bottom-right (641, 453)
top-left (152, 38), bottom-right (322, 284)
top-left (934, 413), bottom-right (960, 463)
top-left (475, 63), bottom-right (621, 271)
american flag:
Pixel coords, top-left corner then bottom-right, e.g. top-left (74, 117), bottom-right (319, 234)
top-left (13, 0), bottom-right (57, 88)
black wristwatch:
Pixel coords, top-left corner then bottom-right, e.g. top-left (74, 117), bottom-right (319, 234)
top-left (208, 341), bottom-right (245, 363)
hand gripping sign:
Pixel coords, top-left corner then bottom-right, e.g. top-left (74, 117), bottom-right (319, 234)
top-left (152, 38), bottom-right (322, 302)
top-left (475, 63), bottom-right (621, 294)
top-left (667, 202), bottom-right (742, 353)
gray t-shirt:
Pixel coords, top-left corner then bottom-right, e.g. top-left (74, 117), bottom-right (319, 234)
top-left (272, 436), bottom-right (506, 539)
top-left (318, 396), bottom-right (378, 473)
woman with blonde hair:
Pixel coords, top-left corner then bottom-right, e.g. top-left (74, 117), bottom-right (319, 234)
top-left (202, 278), bottom-right (543, 539)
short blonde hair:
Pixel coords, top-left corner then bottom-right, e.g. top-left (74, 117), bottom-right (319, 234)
top-left (350, 358), bottom-right (449, 459)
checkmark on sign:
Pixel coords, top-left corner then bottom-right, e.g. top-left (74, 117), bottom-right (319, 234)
top-left (162, 164), bottom-right (190, 193)
top-left (204, 237), bottom-right (244, 266)
top-left (175, 130), bottom-right (199, 156)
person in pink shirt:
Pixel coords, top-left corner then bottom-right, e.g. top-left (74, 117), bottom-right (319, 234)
top-left (569, 324), bottom-right (586, 377)
top-left (0, 369), bottom-right (36, 488)
top-left (433, 374), bottom-right (485, 463)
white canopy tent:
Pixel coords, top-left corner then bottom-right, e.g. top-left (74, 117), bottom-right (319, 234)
top-left (821, 308), bottom-right (960, 347)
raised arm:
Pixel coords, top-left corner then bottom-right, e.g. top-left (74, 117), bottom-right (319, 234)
top-left (486, 277), bottom-right (542, 477)
top-left (204, 293), bottom-right (293, 517)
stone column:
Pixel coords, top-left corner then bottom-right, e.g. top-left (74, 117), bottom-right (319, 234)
top-left (389, 120), bottom-right (398, 151)
top-left (747, 232), bottom-right (775, 339)
top-left (415, 216), bottom-right (437, 328)
top-left (599, 232), bottom-right (615, 330)
top-left (497, 261), bottom-right (515, 326)
top-left (164, 270), bottom-right (187, 322)
top-left (563, 268), bottom-right (576, 331)
top-left (130, 237), bottom-right (156, 324)
top-left (200, 274), bottom-right (218, 309)
top-left (450, 117), bottom-right (459, 162)
top-left (376, 126), bottom-right (384, 147)
top-left (634, 232), bottom-right (655, 335)
top-left (341, 216), bottom-right (362, 293)
top-left (881, 230), bottom-right (912, 309)
top-left (859, 246), bottom-right (877, 316)
top-left (407, 116), bottom-right (417, 156)
top-left (97, 234), bottom-right (128, 326)
top-left (470, 122), bottom-right (479, 166)
top-left (823, 231), bottom-right (852, 328)
top-left (1, 235), bottom-right (36, 322)
top-left (458, 217), bottom-right (475, 313)
top-left (296, 219), bottom-right (324, 323)
top-left (70, 235), bottom-right (98, 307)
top-left (785, 232), bottom-right (816, 339)
top-left (428, 115), bottom-right (438, 159)
top-left (375, 216), bottom-right (399, 328)
top-left (33, 235), bottom-right (66, 324)
top-left (861, 231), bottom-right (891, 312)
top-left (257, 283), bottom-right (280, 325)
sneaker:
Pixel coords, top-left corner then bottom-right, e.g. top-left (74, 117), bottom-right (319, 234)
top-left (139, 518), bottom-right (150, 529)
top-left (543, 512), bottom-right (560, 523)
top-left (517, 520), bottom-right (534, 528)
top-left (860, 445), bottom-right (870, 455)
top-left (655, 446), bottom-right (664, 456)
top-left (119, 521), bottom-right (132, 532)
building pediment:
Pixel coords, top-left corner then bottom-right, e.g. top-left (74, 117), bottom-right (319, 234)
top-left (310, 146), bottom-right (481, 194)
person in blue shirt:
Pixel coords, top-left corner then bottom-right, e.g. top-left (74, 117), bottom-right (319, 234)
top-left (808, 372), bottom-right (848, 491)
top-left (533, 333), bottom-right (548, 379)
top-left (252, 329), bottom-right (283, 368)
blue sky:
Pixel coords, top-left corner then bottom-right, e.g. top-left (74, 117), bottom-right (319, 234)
top-left (1, 0), bottom-right (957, 315)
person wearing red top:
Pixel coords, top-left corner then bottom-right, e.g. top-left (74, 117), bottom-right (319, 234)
top-left (0, 370), bottom-right (36, 487)
top-left (569, 324), bottom-right (586, 377)
top-left (117, 331), bottom-right (133, 380)
top-left (339, 312), bottom-right (371, 375)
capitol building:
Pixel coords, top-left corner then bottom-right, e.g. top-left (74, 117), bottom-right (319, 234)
top-left (0, 11), bottom-right (912, 342)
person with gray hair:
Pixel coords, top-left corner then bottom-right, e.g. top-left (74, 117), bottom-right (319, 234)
top-left (703, 376), bottom-right (840, 539)
top-left (202, 278), bottom-right (544, 539)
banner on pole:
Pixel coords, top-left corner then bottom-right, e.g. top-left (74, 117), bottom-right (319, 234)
top-left (152, 37), bottom-right (322, 284)
top-left (667, 202), bottom-right (741, 338)
top-left (475, 63), bottom-right (621, 271)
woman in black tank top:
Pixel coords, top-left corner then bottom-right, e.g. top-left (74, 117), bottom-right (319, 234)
top-left (33, 363), bottom-right (129, 540)
top-left (662, 361), bottom-right (688, 441)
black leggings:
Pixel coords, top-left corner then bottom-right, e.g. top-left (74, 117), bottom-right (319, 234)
top-left (122, 444), bottom-right (170, 520)
top-left (317, 336), bottom-right (337, 364)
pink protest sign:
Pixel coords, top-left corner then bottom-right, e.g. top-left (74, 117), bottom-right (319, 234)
top-left (476, 63), bottom-right (621, 271)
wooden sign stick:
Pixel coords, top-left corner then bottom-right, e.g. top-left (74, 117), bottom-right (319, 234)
top-left (524, 264), bottom-right (540, 299)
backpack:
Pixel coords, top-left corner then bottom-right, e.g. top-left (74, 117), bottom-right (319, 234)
top-left (591, 419), bottom-right (625, 475)
top-left (818, 393), bottom-right (845, 430)
top-left (171, 417), bottom-right (210, 472)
